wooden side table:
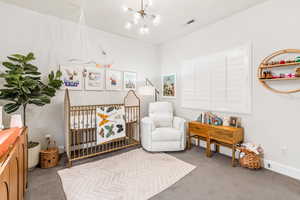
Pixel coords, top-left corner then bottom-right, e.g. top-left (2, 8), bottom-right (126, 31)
top-left (188, 121), bottom-right (244, 166)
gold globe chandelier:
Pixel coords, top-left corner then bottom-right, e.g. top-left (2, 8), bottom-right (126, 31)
top-left (122, 0), bottom-right (161, 34)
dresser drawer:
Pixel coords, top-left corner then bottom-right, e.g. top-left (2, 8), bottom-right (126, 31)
top-left (209, 129), bottom-right (234, 143)
top-left (189, 127), bottom-right (208, 137)
top-left (189, 123), bottom-right (210, 130)
top-left (189, 123), bottom-right (209, 137)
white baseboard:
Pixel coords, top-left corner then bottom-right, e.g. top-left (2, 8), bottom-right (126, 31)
top-left (263, 159), bottom-right (300, 181)
top-left (191, 139), bottom-right (300, 180)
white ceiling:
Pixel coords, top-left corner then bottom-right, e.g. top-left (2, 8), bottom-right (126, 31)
top-left (1, 0), bottom-right (268, 44)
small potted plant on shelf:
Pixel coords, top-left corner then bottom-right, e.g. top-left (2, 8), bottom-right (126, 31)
top-left (0, 52), bottom-right (63, 169)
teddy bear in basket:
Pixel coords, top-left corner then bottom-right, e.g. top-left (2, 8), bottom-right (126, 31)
top-left (40, 135), bottom-right (59, 169)
top-left (237, 143), bottom-right (264, 169)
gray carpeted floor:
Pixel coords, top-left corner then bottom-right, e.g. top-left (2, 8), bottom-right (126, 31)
top-left (25, 146), bottom-right (300, 200)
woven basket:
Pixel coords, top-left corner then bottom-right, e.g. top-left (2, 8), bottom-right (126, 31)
top-left (238, 147), bottom-right (262, 169)
top-left (40, 140), bottom-right (59, 169)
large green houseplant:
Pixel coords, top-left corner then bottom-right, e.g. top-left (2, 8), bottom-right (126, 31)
top-left (0, 52), bottom-right (63, 168)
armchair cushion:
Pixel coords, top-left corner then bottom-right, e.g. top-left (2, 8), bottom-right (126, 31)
top-left (173, 117), bottom-right (186, 131)
top-left (152, 128), bottom-right (182, 142)
top-left (141, 117), bottom-right (156, 131)
top-left (149, 102), bottom-right (173, 127)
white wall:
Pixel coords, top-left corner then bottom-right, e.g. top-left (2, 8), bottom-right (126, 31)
top-left (0, 2), bottom-right (160, 149)
top-left (160, 0), bottom-right (300, 178)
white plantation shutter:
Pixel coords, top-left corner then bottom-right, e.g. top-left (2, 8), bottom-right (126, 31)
top-left (181, 43), bottom-right (251, 114)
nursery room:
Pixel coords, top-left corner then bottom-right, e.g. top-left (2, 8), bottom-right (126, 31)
top-left (0, 0), bottom-right (300, 200)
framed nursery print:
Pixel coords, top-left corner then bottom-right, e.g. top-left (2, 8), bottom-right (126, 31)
top-left (106, 69), bottom-right (123, 90)
top-left (60, 65), bottom-right (83, 90)
top-left (162, 73), bottom-right (176, 98)
top-left (84, 67), bottom-right (106, 91)
top-left (123, 71), bottom-right (137, 90)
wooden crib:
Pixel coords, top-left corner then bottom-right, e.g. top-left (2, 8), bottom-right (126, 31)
top-left (64, 89), bottom-right (140, 167)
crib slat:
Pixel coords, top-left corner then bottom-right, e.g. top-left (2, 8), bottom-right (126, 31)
top-left (83, 108), bottom-right (85, 156)
top-left (135, 107), bottom-right (138, 140)
top-left (93, 107), bottom-right (96, 154)
top-left (78, 108), bottom-right (80, 158)
top-left (89, 108), bottom-right (92, 155)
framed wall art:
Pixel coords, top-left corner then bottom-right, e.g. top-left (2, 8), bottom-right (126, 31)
top-left (123, 71), bottom-right (137, 90)
top-left (60, 65), bottom-right (83, 90)
top-left (84, 67), bottom-right (106, 91)
top-left (162, 73), bottom-right (176, 98)
top-left (106, 69), bottom-right (123, 90)
top-left (229, 116), bottom-right (242, 128)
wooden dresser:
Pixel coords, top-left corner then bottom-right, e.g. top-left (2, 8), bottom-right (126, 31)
top-left (0, 127), bottom-right (28, 200)
top-left (188, 121), bottom-right (244, 166)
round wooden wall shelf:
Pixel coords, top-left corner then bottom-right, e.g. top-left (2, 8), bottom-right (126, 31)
top-left (257, 49), bottom-right (300, 94)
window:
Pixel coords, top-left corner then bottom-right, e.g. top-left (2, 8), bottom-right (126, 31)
top-left (181, 44), bottom-right (252, 114)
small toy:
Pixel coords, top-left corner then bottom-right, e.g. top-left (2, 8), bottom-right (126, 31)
top-left (279, 60), bottom-right (286, 64)
top-left (286, 73), bottom-right (293, 78)
top-left (295, 68), bottom-right (300, 77)
top-left (264, 71), bottom-right (273, 79)
top-left (262, 71), bottom-right (271, 79)
top-left (268, 61), bottom-right (275, 65)
top-left (213, 117), bottom-right (223, 126)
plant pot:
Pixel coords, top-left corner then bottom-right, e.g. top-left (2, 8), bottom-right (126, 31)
top-left (28, 142), bottom-right (41, 170)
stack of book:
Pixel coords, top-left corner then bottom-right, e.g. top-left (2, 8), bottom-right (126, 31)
top-left (197, 112), bottom-right (223, 126)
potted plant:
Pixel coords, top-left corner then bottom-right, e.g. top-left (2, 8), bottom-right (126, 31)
top-left (0, 53), bottom-right (63, 169)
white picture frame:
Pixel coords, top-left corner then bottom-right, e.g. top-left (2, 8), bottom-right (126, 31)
top-left (84, 67), bottom-right (106, 91)
top-left (106, 69), bottom-right (123, 90)
top-left (123, 71), bottom-right (137, 91)
top-left (162, 73), bottom-right (176, 98)
top-left (60, 65), bottom-right (83, 90)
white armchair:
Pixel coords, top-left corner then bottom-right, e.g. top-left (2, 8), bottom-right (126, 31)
top-left (141, 102), bottom-right (186, 152)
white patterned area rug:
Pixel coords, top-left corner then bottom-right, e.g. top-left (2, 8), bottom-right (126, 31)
top-left (58, 148), bottom-right (195, 200)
